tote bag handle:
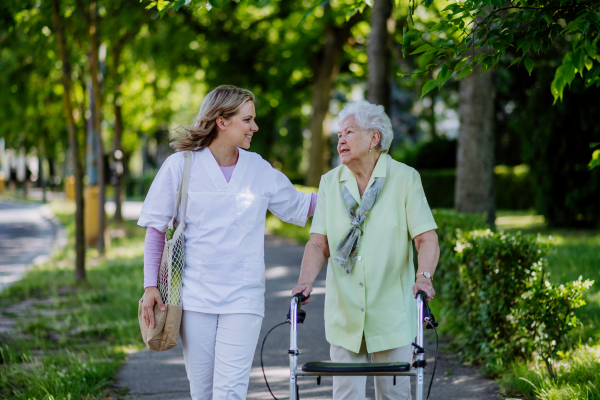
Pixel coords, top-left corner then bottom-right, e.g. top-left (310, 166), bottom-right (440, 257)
top-left (167, 151), bottom-right (192, 231)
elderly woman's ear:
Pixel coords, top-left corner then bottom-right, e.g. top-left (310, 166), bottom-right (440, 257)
top-left (370, 131), bottom-right (381, 151)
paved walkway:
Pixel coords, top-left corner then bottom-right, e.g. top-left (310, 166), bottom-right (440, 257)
top-left (114, 235), bottom-right (499, 399)
top-left (0, 200), bottom-right (66, 292)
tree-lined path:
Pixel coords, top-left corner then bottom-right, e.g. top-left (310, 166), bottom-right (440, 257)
top-left (115, 234), bottom-right (499, 399)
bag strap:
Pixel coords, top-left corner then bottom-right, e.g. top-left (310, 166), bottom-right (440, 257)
top-left (168, 151), bottom-right (192, 230)
top-left (179, 151), bottom-right (193, 222)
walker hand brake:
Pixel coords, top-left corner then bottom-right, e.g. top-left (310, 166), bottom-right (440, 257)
top-left (287, 293), bottom-right (310, 324)
top-left (416, 290), bottom-right (439, 329)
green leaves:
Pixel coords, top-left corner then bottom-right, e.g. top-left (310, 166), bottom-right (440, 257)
top-left (550, 50), bottom-right (588, 102)
top-left (509, 56), bottom-right (522, 68)
top-left (410, 44), bottom-right (432, 55)
top-left (586, 66), bottom-right (600, 87)
top-left (456, 66), bottom-right (473, 79)
top-left (517, 38), bottom-right (531, 55)
top-left (402, 28), bottom-right (420, 57)
top-left (420, 79), bottom-right (439, 99)
top-left (414, 0), bottom-right (600, 100)
top-left (436, 63), bottom-right (451, 88)
top-left (524, 57), bottom-right (534, 76)
top-left (208, 0), bottom-right (233, 8)
top-left (145, 0), bottom-right (193, 15)
top-left (299, 0), bottom-right (330, 25)
top-left (589, 150), bottom-right (600, 170)
top-left (173, 0), bottom-right (188, 11)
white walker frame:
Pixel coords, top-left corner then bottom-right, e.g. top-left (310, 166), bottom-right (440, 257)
top-left (287, 292), bottom-right (431, 400)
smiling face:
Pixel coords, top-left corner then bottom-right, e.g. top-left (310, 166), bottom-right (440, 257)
top-left (337, 116), bottom-right (380, 166)
top-left (216, 101), bottom-right (259, 149)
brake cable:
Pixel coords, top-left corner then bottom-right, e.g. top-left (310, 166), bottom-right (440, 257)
top-left (261, 321), bottom-right (287, 400)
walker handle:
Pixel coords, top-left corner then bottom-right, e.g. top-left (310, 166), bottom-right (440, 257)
top-left (287, 293), bottom-right (310, 324)
top-left (294, 292), bottom-right (310, 304)
top-left (416, 290), bottom-right (438, 329)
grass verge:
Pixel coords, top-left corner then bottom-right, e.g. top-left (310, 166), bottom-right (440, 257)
top-left (496, 211), bottom-right (600, 399)
top-left (0, 200), bottom-right (146, 399)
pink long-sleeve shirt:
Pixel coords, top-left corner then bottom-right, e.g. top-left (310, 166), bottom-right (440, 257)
top-left (143, 165), bottom-right (318, 289)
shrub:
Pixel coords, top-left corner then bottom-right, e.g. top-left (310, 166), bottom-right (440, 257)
top-left (453, 230), bottom-right (594, 374)
top-left (430, 209), bottom-right (487, 316)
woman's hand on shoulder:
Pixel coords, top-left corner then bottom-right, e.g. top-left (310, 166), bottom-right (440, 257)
top-left (143, 286), bottom-right (165, 329)
top-left (413, 276), bottom-right (435, 302)
top-left (291, 281), bottom-right (313, 305)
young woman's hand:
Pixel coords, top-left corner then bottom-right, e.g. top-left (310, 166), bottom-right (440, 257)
top-left (143, 286), bottom-right (165, 329)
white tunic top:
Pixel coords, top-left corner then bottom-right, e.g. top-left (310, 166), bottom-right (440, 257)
top-left (137, 148), bottom-right (311, 317)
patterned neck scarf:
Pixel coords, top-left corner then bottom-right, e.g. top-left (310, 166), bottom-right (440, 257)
top-left (334, 155), bottom-right (391, 275)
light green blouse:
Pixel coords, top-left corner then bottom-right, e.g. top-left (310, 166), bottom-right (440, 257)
top-left (310, 153), bottom-right (438, 353)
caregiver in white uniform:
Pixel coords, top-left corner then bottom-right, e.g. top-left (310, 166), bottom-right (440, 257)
top-left (138, 86), bottom-right (313, 400)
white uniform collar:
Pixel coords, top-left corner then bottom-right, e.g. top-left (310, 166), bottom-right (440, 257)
top-left (198, 147), bottom-right (247, 192)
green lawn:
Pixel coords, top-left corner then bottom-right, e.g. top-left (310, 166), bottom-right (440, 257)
top-left (496, 211), bottom-right (600, 400)
top-left (0, 201), bottom-right (146, 399)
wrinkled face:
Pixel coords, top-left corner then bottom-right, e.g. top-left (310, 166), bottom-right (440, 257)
top-left (337, 116), bottom-right (378, 165)
top-left (217, 101), bottom-right (259, 149)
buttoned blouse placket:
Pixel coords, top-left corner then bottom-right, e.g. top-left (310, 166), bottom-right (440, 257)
top-left (341, 170), bottom-right (380, 334)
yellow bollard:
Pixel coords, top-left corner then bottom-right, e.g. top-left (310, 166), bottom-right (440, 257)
top-left (0, 171), bottom-right (5, 195)
top-left (84, 185), bottom-right (99, 247)
top-left (64, 176), bottom-right (75, 201)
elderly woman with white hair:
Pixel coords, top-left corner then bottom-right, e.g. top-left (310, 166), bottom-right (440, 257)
top-left (292, 100), bottom-right (440, 400)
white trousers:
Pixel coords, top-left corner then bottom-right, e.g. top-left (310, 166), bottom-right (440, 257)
top-left (180, 311), bottom-right (263, 400)
top-left (330, 337), bottom-right (413, 400)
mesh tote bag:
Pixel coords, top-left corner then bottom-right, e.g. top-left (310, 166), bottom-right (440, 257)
top-left (138, 151), bottom-right (192, 351)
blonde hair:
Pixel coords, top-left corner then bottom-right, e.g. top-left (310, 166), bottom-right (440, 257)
top-left (170, 85), bottom-right (255, 152)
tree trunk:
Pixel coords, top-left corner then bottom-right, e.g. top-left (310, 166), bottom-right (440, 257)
top-left (113, 95), bottom-right (124, 223)
top-left (305, 25), bottom-right (338, 187)
top-left (111, 32), bottom-right (135, 223)
top-left (455, 70), bottom-right (496, 225)
top-left (79, 0), bottom-right (106, 253)
top-left (367, 0), bottom-right (393, 110)
top-left (51, 0), bottom-right (86, 282)
top-left (305, 12), bottom-right (363, 187)
top-left (39, 136), bottom-right (47, 203)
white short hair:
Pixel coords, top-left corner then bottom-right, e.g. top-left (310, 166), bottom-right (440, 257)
top-left (338, 100), bottom-right (393, 153)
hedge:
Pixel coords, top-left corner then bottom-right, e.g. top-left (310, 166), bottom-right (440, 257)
top-left (431, 210), bottom-right (594, 377)
top-left (420, 165), bottom-right (535, 210)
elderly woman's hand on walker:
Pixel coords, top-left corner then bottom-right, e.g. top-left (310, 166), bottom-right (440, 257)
top-left (143, 286), bottom-right (166, 329)
top-left (292, 233), bottom-right (330, 305)
top-left (412, 229), bottom-right (439, 302)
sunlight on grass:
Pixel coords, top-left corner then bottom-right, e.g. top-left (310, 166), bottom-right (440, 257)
top-left (499, 345), bottom-right (600, 400)
top-left (496, 214), bottom-right (546, 229)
